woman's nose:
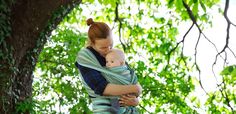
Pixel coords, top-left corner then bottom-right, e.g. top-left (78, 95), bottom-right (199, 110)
top-left (108, 46), bottom-right (112, 50)
top-left (105, 47), bottom-right (111, 53)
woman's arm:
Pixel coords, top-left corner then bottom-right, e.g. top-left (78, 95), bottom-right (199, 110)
top-left (103, 83), bottom-right (142, 96)
top-left (76, 62), bottom-right (142, 96)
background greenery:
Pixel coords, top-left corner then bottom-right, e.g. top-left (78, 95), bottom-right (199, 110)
top-left (30, 0), bottom-right (235, 113)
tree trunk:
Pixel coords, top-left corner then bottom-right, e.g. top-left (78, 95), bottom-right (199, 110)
top-left (0, 0), bottom-right (81, 113)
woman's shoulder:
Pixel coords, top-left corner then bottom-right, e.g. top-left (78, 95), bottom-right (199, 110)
top-left (78, 47), bottom-right (90, 54)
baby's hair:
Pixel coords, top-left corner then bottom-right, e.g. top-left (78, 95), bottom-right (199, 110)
top-left (107, 49), bottom-right (125, 63)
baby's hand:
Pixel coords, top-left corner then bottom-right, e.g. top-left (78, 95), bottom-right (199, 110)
top-left (119, 94), bottom-right (139, 106)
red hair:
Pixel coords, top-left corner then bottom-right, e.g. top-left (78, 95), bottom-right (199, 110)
top-left (86, 18), bottom-right (111, 45)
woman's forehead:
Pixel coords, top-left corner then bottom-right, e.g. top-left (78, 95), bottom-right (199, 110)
top-left (95, 38), bottom-right (113, 46)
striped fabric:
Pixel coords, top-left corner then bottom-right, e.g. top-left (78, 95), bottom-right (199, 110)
top-left (76, 48), bottom-right (138, 114)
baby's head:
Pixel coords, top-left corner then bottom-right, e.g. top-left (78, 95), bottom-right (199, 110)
top-left (105, 49), bottom-right (125, 68)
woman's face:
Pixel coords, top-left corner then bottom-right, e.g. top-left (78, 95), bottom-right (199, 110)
top-left (92, 36), bottom-right (113, 57)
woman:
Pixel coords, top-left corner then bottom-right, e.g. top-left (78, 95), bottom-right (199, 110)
top-left (75, 18), bottom-right (142, 113)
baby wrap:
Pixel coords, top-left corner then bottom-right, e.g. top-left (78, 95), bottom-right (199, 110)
top-left (76, 48), bottom-right (138, 114)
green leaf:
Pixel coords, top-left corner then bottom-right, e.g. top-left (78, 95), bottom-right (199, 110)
top-left (231, 68), bottom-right (236, 76)
top-left (193, 0), bottom-right (198, 3)
top-left (167, 0), bottom-right (175, 8)
top-left (86, 0), bottom-right (95, 3)
top-left (192, 3), bottom-right (199, 16)
top-left (176, 0), bottom-right (183, 12)
top-left (220, 65), bottom-right (236, 75)
top-left (200, 1), bottom-right (206, 12)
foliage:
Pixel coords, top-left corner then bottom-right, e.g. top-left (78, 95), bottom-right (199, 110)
top-left (32, 0), bottom-right (235, 113)
top-left (205, 65), bottom-right (236, 113)
top-left (33, 17), bottom-right (91, 113)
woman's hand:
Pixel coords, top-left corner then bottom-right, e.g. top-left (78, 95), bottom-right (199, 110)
top-left (119, 94), bottom-right (139, 106)
top-left (135, 83), bottom-right (142, 96)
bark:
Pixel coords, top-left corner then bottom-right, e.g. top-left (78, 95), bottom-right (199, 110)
top-left (0, 0), bottom-right (82, 113)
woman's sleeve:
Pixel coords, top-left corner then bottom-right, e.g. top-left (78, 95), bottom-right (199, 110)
top-left (75, 62), bottom-right (108, 95)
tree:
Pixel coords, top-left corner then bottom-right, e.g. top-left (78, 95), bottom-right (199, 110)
top-left (0, 0), bottom-right (82, 113)
top-left (1, 0), bottom-right (235, 113)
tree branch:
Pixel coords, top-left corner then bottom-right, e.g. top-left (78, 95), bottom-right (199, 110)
top-left (182, 0), bottom-right (210, 95)
top-left (228, 47), bottom-right (236, 58)
top-left (194, 30), bottom-right (209, 95)
top-left (167, 22), bottom-right (194, 65)
top-left (177, 23), bottom-right (195, 71)
top-left (215, 0), bottom-right (236, 64)
top-left (138, 104), bottom-right (152, 114)
top-left (220, 77), bottom-right (234, 112)
top-left (114, 2), bottom-right (127, 52)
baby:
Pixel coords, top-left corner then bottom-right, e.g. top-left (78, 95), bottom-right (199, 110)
top-left (105, 49), bottom-right (138, 113)
top-left (106, 48), bottom-right (125, 68)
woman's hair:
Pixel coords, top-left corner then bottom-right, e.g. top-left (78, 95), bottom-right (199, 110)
top-left (86, 18), bottom-right (111, 46)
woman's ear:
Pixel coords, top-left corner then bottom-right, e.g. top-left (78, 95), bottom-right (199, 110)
top-left (90, 41), bottom-right (96, 47)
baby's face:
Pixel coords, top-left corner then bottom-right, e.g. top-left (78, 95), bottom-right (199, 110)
top-left (106, 53), bottom-right (121, 68)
